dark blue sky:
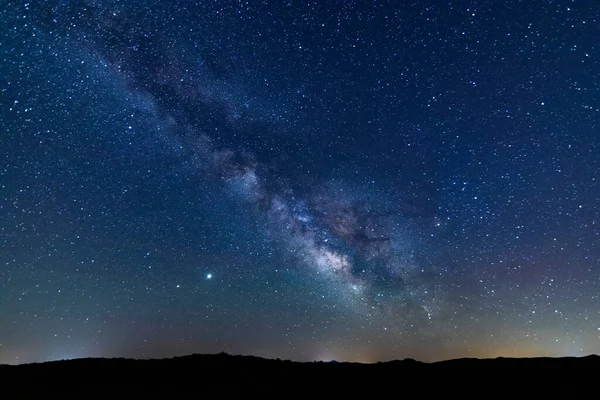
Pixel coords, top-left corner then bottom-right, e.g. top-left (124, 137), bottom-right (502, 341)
top-left (1, 0), bottom-right (599, 363)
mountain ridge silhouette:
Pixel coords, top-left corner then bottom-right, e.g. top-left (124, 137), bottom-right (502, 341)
top-left (2, 352), bottom-right (597, 396)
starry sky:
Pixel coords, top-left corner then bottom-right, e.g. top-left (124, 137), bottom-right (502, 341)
top-left (1, 0), bottom-right (599, 365)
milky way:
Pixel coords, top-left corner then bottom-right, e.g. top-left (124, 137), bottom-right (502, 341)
top-left (2, 0), bottom-right (599, 364)
top-left (59, 2), bottom-right (442, 315)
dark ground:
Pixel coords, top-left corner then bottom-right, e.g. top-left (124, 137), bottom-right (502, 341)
top-left (2, 352), bottom-right (598, 397)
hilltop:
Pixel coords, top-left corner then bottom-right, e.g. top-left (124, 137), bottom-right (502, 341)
top-left (2, 352), bottom-right (597, 396)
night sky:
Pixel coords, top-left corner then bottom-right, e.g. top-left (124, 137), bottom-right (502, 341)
top-left (1, 0), bottom-right (599, 365)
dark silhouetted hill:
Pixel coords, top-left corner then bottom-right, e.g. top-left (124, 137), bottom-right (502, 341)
top-left (1, 352), bottom-right (598, 396)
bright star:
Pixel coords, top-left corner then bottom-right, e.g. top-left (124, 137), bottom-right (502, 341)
top-left (206, 273), bottom-right (212, 279)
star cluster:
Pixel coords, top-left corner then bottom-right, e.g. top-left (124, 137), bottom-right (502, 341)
top-left (1, 0), bottom-right (599, 364)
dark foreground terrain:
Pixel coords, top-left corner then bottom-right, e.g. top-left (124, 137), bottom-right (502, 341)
top-left (2, 353), bottom-right (598, 396)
